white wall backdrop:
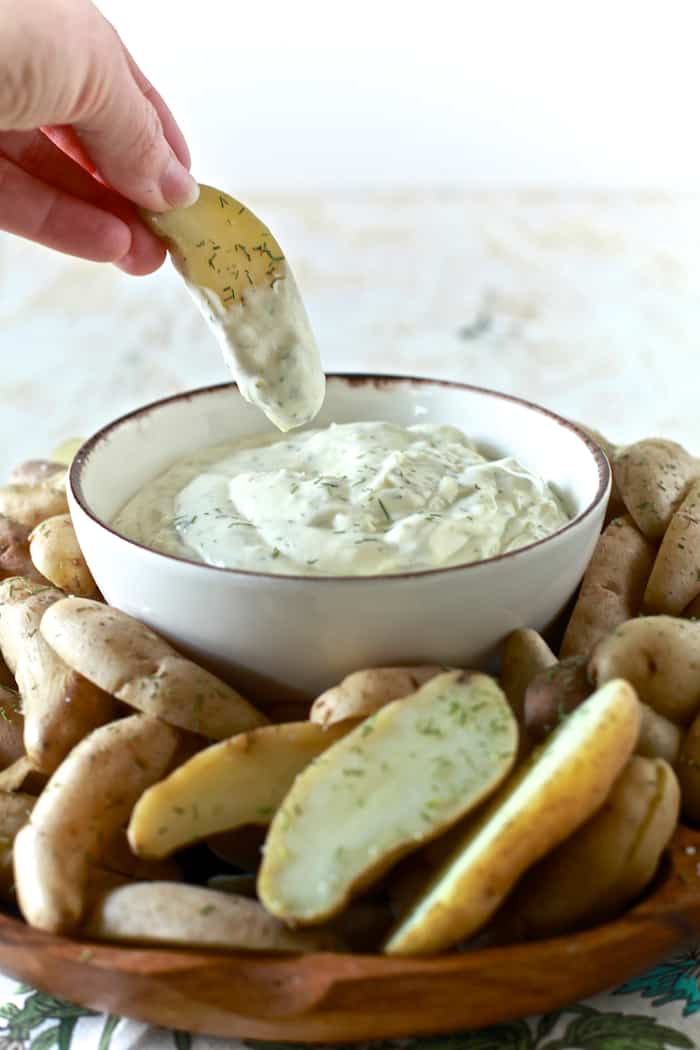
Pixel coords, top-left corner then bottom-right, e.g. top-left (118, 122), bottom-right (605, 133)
top-left (97, 0), bottom-right (700, 192)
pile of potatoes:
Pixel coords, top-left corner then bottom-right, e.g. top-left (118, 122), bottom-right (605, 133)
top-left (0, 433), bottom-right (696, 957)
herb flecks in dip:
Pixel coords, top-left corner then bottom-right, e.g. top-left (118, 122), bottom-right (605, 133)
top-left (112, 422), bottom-right (570, 577)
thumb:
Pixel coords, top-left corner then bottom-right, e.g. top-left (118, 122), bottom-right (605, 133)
top-left (74, 45), bottom-right (199, 213)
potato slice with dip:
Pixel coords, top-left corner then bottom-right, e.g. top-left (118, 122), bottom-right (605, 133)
top-left (128, 720), bottom-right (352, 859)
top-left (258, 671), bottom-right (518, 924)
top-left (384, 679), bottom-right (640, 955)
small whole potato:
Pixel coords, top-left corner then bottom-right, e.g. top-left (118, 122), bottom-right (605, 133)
top-left (500, 628), bottom-right (556, 724)
top-left (523, 655), bottom-right (592, 742)
top-left (644, 479), bottom-right (700, 615)
top-left (29, 515), bottom-right (98, 598)
top-left (614, 438), bottom-right (699, 542)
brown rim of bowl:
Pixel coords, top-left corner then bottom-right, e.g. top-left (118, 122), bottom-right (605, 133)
top-left (70, 373), bottom-right (611, 584)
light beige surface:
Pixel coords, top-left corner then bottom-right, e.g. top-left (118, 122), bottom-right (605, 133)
top-left (0, 190), bottom-right (699, 477)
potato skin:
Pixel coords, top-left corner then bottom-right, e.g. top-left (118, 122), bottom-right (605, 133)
top-left (500, 629), bottom-right (556, 724)
top-left (637, 703), bottom-right (682, 764)
top-left (29, 515), bottom-right (99, 598)
top-left (310, 666), bottom-right (444, 727)
top-left (589, 616), bottom-right (700, 724)
top-left (40, 597), bottom-right (266, 740)
top-left (614, 438), bottom-right (698, 541)
top-left (8, 461), bottom-right (66, 488)
top-left (0, 516), bottom-right (48, 585)
top-left (0, 484), bottom-right (68, 528)
top-left (523, 655), bottom-right (591, 742)
top-left (644, 479), bottom-right (700, 615)
top-left (0, 578), bottom-right (117, 773)
top-left (675, 712), bottom-right (700, 823)
top-left (495, 756), bottom-right (680, 939)
top-left (560, 516), bottom-right (656, 659)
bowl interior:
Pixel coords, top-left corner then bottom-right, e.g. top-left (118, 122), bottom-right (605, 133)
top-left (74, 376), bottom-right (606, 534)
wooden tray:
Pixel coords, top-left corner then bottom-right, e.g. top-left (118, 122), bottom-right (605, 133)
top-left (1, 825), bottom-right (699, 1044)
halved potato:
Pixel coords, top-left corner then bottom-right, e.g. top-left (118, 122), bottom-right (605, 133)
top-left (384, 679), bottom-right (640, 955)
top-left (40, 597), bottom-right (266, 739)
top-left (129, 720), bottom-right (352, 859)
top-left (83, 882), bottom-right (340, 953)
top-left (13, 714), bottom-right (180, 933)
top-left (494, 755), bottom-right (679, 939)
top-left (310, 666), bottom-right (444, 727)
top-left (258, 671), bottom-right (518, 924)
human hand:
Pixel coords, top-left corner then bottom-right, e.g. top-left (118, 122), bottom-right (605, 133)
top-left (0, 0), bottom-right (198, 274)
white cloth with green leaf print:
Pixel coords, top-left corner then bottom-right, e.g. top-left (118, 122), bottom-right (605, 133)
top-left (1, 948), bottom-right (700, 1050)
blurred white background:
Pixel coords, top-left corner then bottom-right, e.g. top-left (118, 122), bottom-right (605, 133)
top-left (98, 0), bottom-right (700, 192)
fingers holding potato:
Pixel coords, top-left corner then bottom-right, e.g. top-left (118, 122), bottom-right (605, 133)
top-left (29, 515), bottom-right (99, 598)
top-left (560, 516), bottom-right (656, 659)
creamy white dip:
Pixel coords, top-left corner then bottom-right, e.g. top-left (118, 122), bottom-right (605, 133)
top-left (113, 422), bottom-right (570, 577)
top-left (190, 263), bottom-right (325, 432)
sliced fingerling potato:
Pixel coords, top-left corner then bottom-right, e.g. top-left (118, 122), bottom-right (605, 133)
top-left (383, 679), bottom-right (640, 956)
top-left (29, 515), bottom-right (99, 598)
top-left (83, 882), bottom-right (341, 953)
top-left (589, 615), bottom-right (700, 724)
top-left (13, 714), bottom-right (180, 933)
top-left (560, 515), bottom-right (656, 659)
top-left (0, 578), bottom-right (117, 773)
top-left (310, 666), bottom-right (445, 728)
top-left (494, 756), bottom-right (679, 940)
top-left (40, 597), bottom-right (266, 739)
top-left (129, 720), bottom-right (352, 860)
top-left (258, 671), bottom-right (518, 924)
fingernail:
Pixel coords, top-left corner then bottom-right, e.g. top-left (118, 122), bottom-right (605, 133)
top-left (160, 155), bottom-right (200, 209)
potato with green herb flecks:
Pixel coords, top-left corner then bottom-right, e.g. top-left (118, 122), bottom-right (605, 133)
top-left (524, 655), bottom-right (592, 742)
top-left (384, 679), bottom-right (640, 955)
top-left (39, 596), bottom-right (267, 739)
top-left (258, 671), bottom-right (518, 924)
top-left (614, 438), bottom-right (699, 542)
top-left (560, 515), bottom-right (656, 659)
top-left (493, 755), bottom-right (679, 940)
top-left (128, 720), bottom-right (353, 859)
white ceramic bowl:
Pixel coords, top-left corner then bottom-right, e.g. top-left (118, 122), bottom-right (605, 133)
top-left (69, 376), bottom-right (609, 701)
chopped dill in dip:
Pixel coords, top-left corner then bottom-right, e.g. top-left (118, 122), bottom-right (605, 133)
top-left (112, 421), bottom-right (570, 577)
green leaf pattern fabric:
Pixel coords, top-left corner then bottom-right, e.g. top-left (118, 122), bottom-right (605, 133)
top-left (0, 948), bottom-right (699, 1049)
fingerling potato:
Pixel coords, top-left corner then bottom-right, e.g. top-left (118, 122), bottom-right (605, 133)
top-left (40, 597), bottom-right (266, 739)
top-left (500, 629), bottom-right (556, 724)
top-left (614, 438), bottom-right (698, 541)
top-left (310, 666), bottom-right (444, 727)
top-left (637, 703), bottom-right (681, 764)
top-left (560, 516), bottom-right (656, 658)
top-left (0, 484), bottom-right (68, 528)
top-left (0, 516), bottom-right (48, 584)
top-left (129, 720), bottom-right (352, 859)
top-left (83, 882), bottom-right (340, 953)
top-left (384, 679), bottom-right (640, 955)
top-left (0, 790), bottom-right (34, 901)
top-left (29, 515), bottom-right (99, 598)
top-left (523, 655), bottom-right (591, 742)
top-left (494, 756), bottom-right (679, 939)
top-left (13, 714), bottom-right (180, 933)
top-left (644, 479), bottom-right (700, 615)
top-left (259, 671), bottom-right (518, 924)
